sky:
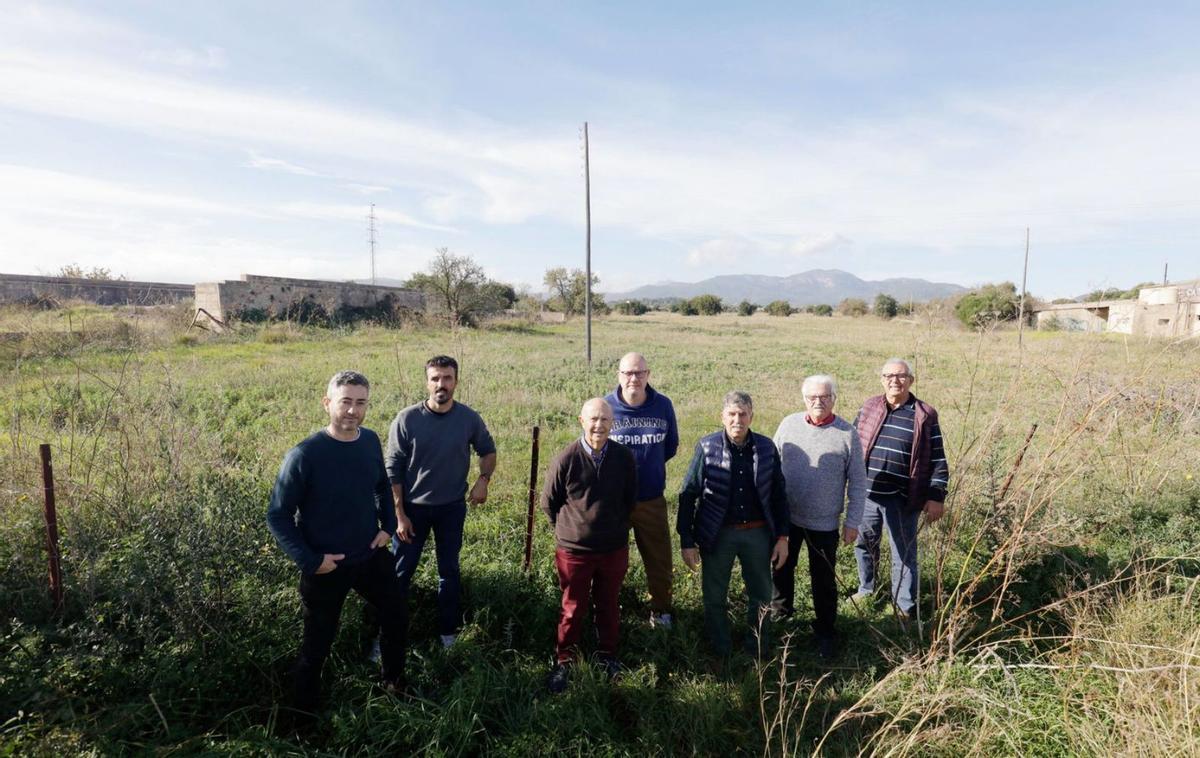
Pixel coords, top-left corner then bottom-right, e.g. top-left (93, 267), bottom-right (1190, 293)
top-left (1, 1), bottom-right (1197, 299)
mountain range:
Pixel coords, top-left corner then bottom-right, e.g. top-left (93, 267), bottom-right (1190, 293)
top-left (607, 269), bottom-right (967, 306)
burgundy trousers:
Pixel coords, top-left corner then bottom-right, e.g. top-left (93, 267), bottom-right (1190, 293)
top-left (554, 546), bottom-right (629, 663)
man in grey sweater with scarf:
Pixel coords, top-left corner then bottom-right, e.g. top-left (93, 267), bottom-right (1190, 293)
top-left (771, 374), bottom-right (866, 659)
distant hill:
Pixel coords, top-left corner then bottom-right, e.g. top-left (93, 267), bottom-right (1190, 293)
top-left (607, 269), bottom-right (966, 306)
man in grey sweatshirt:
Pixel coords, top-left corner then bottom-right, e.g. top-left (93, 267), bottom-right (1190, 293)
top-left (771, 374), bottom-right (866, 659)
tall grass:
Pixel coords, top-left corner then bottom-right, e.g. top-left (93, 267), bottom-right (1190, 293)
top-left (1, 310), bottom-right (1197, 754)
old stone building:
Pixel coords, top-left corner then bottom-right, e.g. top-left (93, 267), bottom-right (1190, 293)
top-left (193, 274), bottom-right (424, 328)
top-left (1034, 280), bottom-right (1200, 338)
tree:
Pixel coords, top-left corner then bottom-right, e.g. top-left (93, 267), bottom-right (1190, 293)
top-left (690, 294), bottom-right (724, 315)
top-left (671, 299), bottom-right (698, 315)
top-left (874, 293), bottom-right (899, 319)
top-left (954, 282), bottom-right (1019, 329)
top-left (838, 298), bottom-right (869, 317)
top-left (57, 264), bottom-right (122, 280)
top-left (765, 299), bottom-right (793, 317)
top-left (615, 299), bottom-right (649, 316)
top-left (808, 304), bottom-right (834, 317)
top-left (406, 248), bottom-right (499, 326)
top-left (543, 267), bottom-right (603, 316)
top-left (736, 300), bottom-right (758, 316)
top-left (479, 281), bottom-right (518, 310)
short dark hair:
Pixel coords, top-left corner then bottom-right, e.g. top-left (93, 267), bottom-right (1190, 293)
top-left (425, 355), bottom-right (458, 376)
top-left (327, 370), bottom-right (369, 396)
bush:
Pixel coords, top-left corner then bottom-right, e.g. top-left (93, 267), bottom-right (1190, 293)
top-left (765, 300), bottom-right (793, 317)
top-left (690, 294), bottom-right (724, 315)
top-left (736, 300), bottom-right (758, 316)
top-left (955, 282), bottom-right (1018, 329)
top-left (874, 294), bottom-right (899, 319)
top-left (809, 304), bottom-right (834, 317)
top-left (614, 299), bottom-right (649, 316)
top-left (838, 298), bottom-right (868, 317)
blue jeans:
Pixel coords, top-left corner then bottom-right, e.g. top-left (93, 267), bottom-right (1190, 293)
top-left (854, 497), bottom-right (920, 615)
top-left (392, 500), bottom-right (466, 636)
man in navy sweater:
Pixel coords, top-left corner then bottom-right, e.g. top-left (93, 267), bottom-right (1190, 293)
top-left (606, 352), bottom-right (679, 628)
top-left (267, 370), bottom-right (406, 713)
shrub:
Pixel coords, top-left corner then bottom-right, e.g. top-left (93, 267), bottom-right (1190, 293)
top-left (874, 293), bottom-right (899, 319)
top-left (614, 299), bottom-right (649, 316)
top-left (736, 300), bottom-right (758, 316)
top-left (955, 282), bottom-right (1018, 329)
top-left (690, 294), bottom-right (724, 315)
top-left (838, 298), bottom-right (868, 317)
top-left (765, 300), bottom-right (793, 317)
top-left (807, 304), bottom-right (834, 317)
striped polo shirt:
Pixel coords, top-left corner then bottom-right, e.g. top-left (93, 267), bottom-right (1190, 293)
top-left (862, 398), bottom-right (949, 502)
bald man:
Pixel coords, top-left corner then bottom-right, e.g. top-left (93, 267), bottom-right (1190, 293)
top-left (541, 398), bottom-right (638, 693)
top-left (605, 352), bottom-right (679, 628)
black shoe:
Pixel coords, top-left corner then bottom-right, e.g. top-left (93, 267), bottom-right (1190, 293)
top-left (546, 662), bottom-right (571, 694)
top-left (815, 635), bottom-right (837, 660)
top-left (597, 654), bottom-right (622, 681)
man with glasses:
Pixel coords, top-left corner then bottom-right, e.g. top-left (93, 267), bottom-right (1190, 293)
top-left (770, 374), bottom-right (866, 659)
top-left (852, 358), bottom-right (949, 627)
top-left (605, 352), bottom-right (679, 629)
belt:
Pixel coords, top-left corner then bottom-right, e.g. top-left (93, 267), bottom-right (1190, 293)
top-left (730, 519), bottom-right (767, 531)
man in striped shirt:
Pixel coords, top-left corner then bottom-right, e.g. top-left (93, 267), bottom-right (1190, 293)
top-left (851, 358), bottom-right (949, 624)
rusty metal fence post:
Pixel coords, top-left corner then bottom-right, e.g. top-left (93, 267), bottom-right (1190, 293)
top-left (39, 443), bottom-right (64, 612)
top-left (523, 426), bottom-right (540, 573)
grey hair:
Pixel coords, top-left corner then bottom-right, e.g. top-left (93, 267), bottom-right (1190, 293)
top-left (580, 397), bottom-right (613, 416)
top-left (327, 370), bottom-right (370, 396)
top-left (722, 390), bottom-right (753, 412)
top-left (802, 374), bottom-right (838, 398)
top-left (881, 358), bottom-right (914, 378)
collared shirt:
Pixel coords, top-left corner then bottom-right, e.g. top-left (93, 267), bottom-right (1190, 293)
top-left (725, 433), bottom-right (765, 525)
top-left (864, 398), bottom-right (948, 502)
top-left (580, 436), bottom-right (608, 469)
top-left (805, 413), bottom-right (837, 427)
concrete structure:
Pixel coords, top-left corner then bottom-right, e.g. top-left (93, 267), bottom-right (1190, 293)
top-left (0, 273), bottom-right (193, 306)
top-left (194, 274), bottom-right (424, 327)
top-left (1035, 280), bottom-right (1200, 339)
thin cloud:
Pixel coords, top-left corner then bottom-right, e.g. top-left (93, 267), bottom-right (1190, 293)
top-left (142, 45), bottom-right (228, 70)
top-left (244, 151), bottom-right (325, 177)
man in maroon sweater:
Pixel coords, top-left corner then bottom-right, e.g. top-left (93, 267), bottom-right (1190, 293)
top-left (541, 397), bottom-right (638, 694)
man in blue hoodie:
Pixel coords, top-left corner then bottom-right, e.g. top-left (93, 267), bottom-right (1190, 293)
top-left (267, 370), bottom-right (406, 714)
top-left (606, 352), bottom-right (679, 628)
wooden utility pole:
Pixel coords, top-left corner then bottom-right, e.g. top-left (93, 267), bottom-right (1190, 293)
top-left (583, 122), bottom-right (593, 366)
top-left (1017, 227), bottom-right (1030, 367)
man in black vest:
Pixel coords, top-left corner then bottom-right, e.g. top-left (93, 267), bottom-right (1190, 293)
top-left (677, 390), bottom-right (790, 658)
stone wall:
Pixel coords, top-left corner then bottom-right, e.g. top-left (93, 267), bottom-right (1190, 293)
top-left (0, 273), bottom-right (193, 306)
top-left (194, 274), bottom-right (424, 327)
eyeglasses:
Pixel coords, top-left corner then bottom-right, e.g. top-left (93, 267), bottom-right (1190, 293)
top-left (881, 373), bottom-right (911, 381)
top-left (804, 394), bottom-right (832, 403)
top-left (619, 370), bottom-right (648, 378)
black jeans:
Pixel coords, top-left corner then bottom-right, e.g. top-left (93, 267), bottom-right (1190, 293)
top-left (772, 525), bottom-right (840, 638)
top-left (294, 548), bottom-right (407, 712)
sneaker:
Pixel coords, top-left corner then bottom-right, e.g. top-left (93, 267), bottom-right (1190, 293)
top-left (649, 612), bottom-right (673, 630)
top-left (365, 636), bottom-right (382, 664)
top-left (546, 662), bottom-right (571, 694)
top-left (440, 634), bottom-right (458, 649)
top-left (848, 589), bottom-right (873, 603)
top-left (597, 654), bottom-right (622, 681)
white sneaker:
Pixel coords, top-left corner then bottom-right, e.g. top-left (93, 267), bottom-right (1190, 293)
top-left (440, 633), bottom-right (458, 649)
top-left (649, 612), bottom-right (673, 630)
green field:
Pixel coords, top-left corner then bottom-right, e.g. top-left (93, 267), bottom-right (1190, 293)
top-left (2, 310), bottom-right (1198, 755)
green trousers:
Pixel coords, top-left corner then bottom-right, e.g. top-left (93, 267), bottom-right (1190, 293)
top-left (700, 526), bottom-right (773, 656)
